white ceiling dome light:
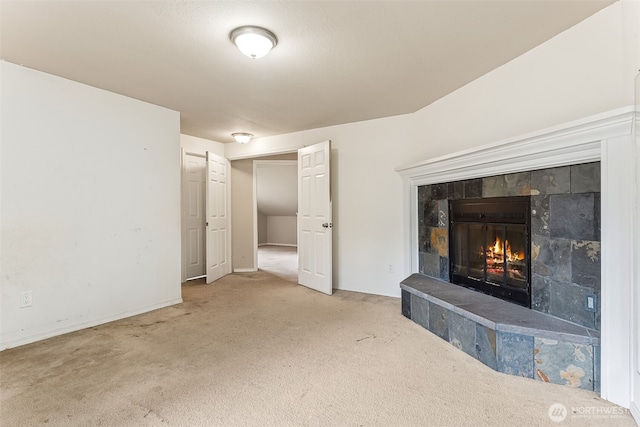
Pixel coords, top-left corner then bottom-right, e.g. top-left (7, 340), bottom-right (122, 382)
top-left (230, 26), bottom-right (277, 59)
top-left (231, 132), bottom-right (253, 144)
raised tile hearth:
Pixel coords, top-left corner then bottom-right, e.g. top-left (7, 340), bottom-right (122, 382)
top-left (401, 274), bottom-right (600, 391)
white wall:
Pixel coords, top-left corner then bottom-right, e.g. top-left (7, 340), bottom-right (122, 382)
top-left (0, 61), bottom-right (182, 350)
top-left (266, 216), bottom-right (297, 246)
top-left (180, 134), bottom-right (224, 157)
top-left (231, 159), bottom-right (255, 271)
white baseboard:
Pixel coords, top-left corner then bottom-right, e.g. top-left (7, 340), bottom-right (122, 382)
top-left (0, 297), bottom-right (183, 351)
top-left (335, 284), bottom-right (401, 299)
top-left (263, 243), bottom-right (297, 247)
top-left (234, 268), bottom-right (258, 273)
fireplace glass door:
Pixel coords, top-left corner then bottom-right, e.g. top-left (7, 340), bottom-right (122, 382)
top-left (450, 197), bottom-right (530, 307)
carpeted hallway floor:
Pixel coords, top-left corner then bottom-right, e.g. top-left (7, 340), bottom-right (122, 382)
top-left (0, 249), bottom-right (635, 426)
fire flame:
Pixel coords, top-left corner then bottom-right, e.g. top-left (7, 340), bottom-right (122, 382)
top-left (479, 236), bottom-right (526, 281)
top-left (486, 237), bottom-right (524, 262)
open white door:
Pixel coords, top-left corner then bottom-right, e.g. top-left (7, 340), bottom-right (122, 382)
top-left (206, 151), bottom-right (231, 284)
top-left (298, 141), bottom-right (332, 295)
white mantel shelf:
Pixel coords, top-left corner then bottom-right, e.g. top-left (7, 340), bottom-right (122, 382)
top-left (397, 106), bottom-right (638, 410)
top-left (396, 107), bottom-right (634, 185)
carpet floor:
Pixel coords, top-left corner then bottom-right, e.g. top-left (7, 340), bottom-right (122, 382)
top-left (0, 249), bottom-right (635, 426)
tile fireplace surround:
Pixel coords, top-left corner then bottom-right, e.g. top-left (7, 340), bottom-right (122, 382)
top-left (401, 161), bottom-right (601, 391)
top-left (396, 108), bottom-right (637, 404)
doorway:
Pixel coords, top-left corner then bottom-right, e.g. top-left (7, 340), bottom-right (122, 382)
top-left (258, 245), bottom-right (298, 283)
top-left (254, 160), bottom-right (298, 281)
top-left (181, 150), bottom-right (231, 284)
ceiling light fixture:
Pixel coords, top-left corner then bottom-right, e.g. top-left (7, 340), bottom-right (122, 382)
top-left (230, 26), bottom-right (277, 59)
top-left (232, 132), bottom-right (253, 144)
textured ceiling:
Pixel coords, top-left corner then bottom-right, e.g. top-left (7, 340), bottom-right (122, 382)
top-left (0, 1), bottom-right (613, 143)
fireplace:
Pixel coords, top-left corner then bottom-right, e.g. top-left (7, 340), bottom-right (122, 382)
top-left (449, 197), bottom-right (531, 307)
top-left (416, 163), bottom-right (601, 329)
top-left (398, 108), bottom-right (638, 402)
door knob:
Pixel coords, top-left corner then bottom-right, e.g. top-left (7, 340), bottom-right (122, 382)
top-left (322, 223), bottom-right (333, 229)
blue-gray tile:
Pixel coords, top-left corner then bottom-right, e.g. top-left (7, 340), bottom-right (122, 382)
top-left (428, 302), bottom-right (449, 340)
top-left (483, 172), bottom-right (531, 198)
top-left (531, 235), bottom-right (572, 283)
top-left (531, 195), bottom-right (550, 237)
top-left (482, 175), bottom-right (505, 198)
top-left (531, 274), bottom-right (550, 313)
top-left (571, 240), bottom-right (600, 289)
top-left (531, 166), bottom-right (570, 195)
top-left (549, 281), bottom-right (596, 329)
top-left (401, 290), bottom-right (411, 318)
top-left (410, 294), bottom-right (429, 330)
top-left (504, 172), bottom-right (532, 195)
top-left (534, 338), bottom-right (594, 390)
top-left (593, 345), bottom-right (601, 393)
top-left (549, 193), bottom-right (597, 240)
top-left (464, 178), bottom-right (483, 199)
top-left (449, 181), bottom-right (464, 200)
top-left (418, 185), bottom-right (430, 206)
top-left (423, 200), bottom-right (440, 227)
top-left (476, 324), bottom-right (497, 370)
top-left (437, 199), bottom-right (448, 228)
top-left (448, 312), bottom-right (476, 357)
top-left (497, 332), bottom-right (534, 378)
top-left (401, 274), bottom-right (597, 344)
top-left (420, 252), bottom-right (441, 279)
top-left (594, 192), bottom-right (601, 241)
top-left (571, 162), bottom-right (600, 194)
top-left (430, 183), bottom-right (448, 200)
top-left (439, 256), bottom-right (450, 281)
top-left (418, 226), bottom-right (428, 253)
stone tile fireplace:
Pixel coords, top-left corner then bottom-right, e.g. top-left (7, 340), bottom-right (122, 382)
top-left (396, 108), bottom-right (637, 401)
top-left (418, 162), bottom-right (601, 329)
top-left (402, 163), bottom-right (601, 391)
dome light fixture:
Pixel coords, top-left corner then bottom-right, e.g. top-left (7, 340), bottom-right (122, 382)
top-left (230, 26), bottom-right (277, 59)
top-left (231, 132), bottom-right (253, 144)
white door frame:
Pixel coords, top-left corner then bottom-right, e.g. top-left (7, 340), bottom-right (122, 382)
top-left (252, 160), bottom-right (298, 271)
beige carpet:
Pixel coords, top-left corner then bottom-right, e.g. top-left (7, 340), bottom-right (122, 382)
top-left (1, 262), bottom-right (635, 426)
top-left (258, 245), bottom-right (298, 283)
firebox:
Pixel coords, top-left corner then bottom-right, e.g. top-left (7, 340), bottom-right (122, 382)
top-left (449, 196), bottom-right (531, 307)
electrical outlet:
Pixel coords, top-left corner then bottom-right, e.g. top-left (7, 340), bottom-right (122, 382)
top-left (585, 294), bottom-right (597, 313)
top-left (20, 291), bottom-right (33, 308)
top-left (387, 264), bottom-right (395, 273)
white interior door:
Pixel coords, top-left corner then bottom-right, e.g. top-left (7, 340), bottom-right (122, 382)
top-left (184, 153), bottom-right (206, 279)
top-left (298, 141), bottom-right (332, 295)
top-left (206, 151), bottom-right (231, 283)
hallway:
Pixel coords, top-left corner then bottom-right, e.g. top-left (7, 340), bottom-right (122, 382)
top-left (257, 245), bottom-right (297, 283)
